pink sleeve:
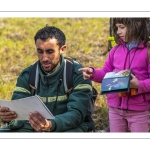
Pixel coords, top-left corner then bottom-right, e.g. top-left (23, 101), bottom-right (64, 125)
top-left (89, 66), bottom-right (106, 83)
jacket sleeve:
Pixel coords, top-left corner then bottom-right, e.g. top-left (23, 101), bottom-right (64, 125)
top-left (137, 61), bottom-right (150, 94)
top-left (50, 62), bottom-right (93, 132)
top-left (1, 68), bottom-right (32, 131)
top-left (11, 67), bottom-right (32, 100)
top-left (89, 46), bottom-right (116, 83)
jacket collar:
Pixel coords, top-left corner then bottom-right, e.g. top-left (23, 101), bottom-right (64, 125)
top-left (119, 39), bottom-right (146, 50)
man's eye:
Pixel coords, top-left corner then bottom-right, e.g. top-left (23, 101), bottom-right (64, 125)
top-left (47, 51), bottom-right (53, 54)
top-left (38, 51), bottom-right (43, 54)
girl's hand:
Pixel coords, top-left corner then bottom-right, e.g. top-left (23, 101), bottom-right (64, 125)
top-left (130, 74), bottom-right (139, 89)
top-left (78, 67), bottom-right (94, 80)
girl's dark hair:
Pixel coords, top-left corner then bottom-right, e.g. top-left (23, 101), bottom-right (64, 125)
top-left (112, 18), bottom-right (149, 45)
top-left (34, 25), bottom-right (66, 49)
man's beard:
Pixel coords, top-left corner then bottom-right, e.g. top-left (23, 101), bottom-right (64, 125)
top-left (42, 59), bottom-right (60, 74)
top-left (48, 62), bottom-right (59, 73)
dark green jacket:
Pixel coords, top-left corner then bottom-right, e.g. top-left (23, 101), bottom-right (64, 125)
top-left (5, 55), bottom-right (93, 132)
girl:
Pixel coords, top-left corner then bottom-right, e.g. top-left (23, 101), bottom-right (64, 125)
top-left (79, 18), bottom-right (150, 132)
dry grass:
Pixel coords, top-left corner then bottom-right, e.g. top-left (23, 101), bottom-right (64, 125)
top-left (0, 18), bottom-right (110, 130)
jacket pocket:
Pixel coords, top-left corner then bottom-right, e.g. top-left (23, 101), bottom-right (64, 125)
top-left (142, 93), bottom-right (150, 101)
top-left (106, 93), bottom-right (119, 102)
top-left (128, 94), bottom-right (145, 105)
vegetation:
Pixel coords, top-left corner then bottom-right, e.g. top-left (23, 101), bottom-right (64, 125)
top-left (0, 18), bottom-right (110, 131)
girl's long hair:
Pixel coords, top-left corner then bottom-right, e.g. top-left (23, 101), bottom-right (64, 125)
top-left (113, 18), bottom-right (149, 45)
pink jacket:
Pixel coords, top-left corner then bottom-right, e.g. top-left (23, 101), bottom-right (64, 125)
top-left (90, 40), bottom-right (150, 111)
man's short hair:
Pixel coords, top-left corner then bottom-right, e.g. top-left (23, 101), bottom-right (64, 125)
top-left (34, 25), bottom-right (66, 48)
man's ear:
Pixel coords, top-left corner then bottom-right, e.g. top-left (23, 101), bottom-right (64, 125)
top-left (60, 45), bottom-right (66, 54)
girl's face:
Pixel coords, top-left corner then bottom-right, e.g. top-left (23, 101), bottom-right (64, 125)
top-left (116, 23), bottom-right (127, 42)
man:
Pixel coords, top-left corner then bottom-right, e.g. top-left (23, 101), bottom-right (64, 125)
top-left (0, 25), bottom-right (94, 132)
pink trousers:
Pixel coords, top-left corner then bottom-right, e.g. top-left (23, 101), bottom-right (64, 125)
top-left (109, 107), bottom-right (150, 132)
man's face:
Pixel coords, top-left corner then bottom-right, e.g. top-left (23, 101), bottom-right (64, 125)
top-left (36, 38), bottom-right (66, 73)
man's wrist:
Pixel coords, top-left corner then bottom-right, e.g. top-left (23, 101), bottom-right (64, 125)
top-left (42, 119), bottom-right (52, 131)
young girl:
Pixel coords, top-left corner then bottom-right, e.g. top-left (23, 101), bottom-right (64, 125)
top-left (79, 18), bottom-right (150, 132)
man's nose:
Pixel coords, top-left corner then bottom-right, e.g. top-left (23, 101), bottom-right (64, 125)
top-left (42, 52), bottom-right (48, 61)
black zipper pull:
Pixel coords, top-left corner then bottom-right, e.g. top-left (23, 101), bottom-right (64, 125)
top-left (58, 78), bottom-right (62, 86)
top-left (54, 78), bottom-right (63, 114)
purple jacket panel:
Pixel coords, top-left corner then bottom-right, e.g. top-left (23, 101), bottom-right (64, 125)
top-left (90, 42), bottom-right (150, 111)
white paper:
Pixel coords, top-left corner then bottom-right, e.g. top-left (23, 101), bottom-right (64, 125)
top-left (0, 95), bottom-right (55, 120)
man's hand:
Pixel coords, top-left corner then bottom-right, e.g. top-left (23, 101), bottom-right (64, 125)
top-left (0, 107), bottom-right (17, 122)
top-left (130, 74), bottom-right (139, 89)
top-left (78, 67), bottom-right (93, 80)
top-left (29, 111), bottom-right (52, 132)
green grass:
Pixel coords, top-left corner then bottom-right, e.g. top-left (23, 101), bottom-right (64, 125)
top-left (0, 18), bottom-right (110, 130)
